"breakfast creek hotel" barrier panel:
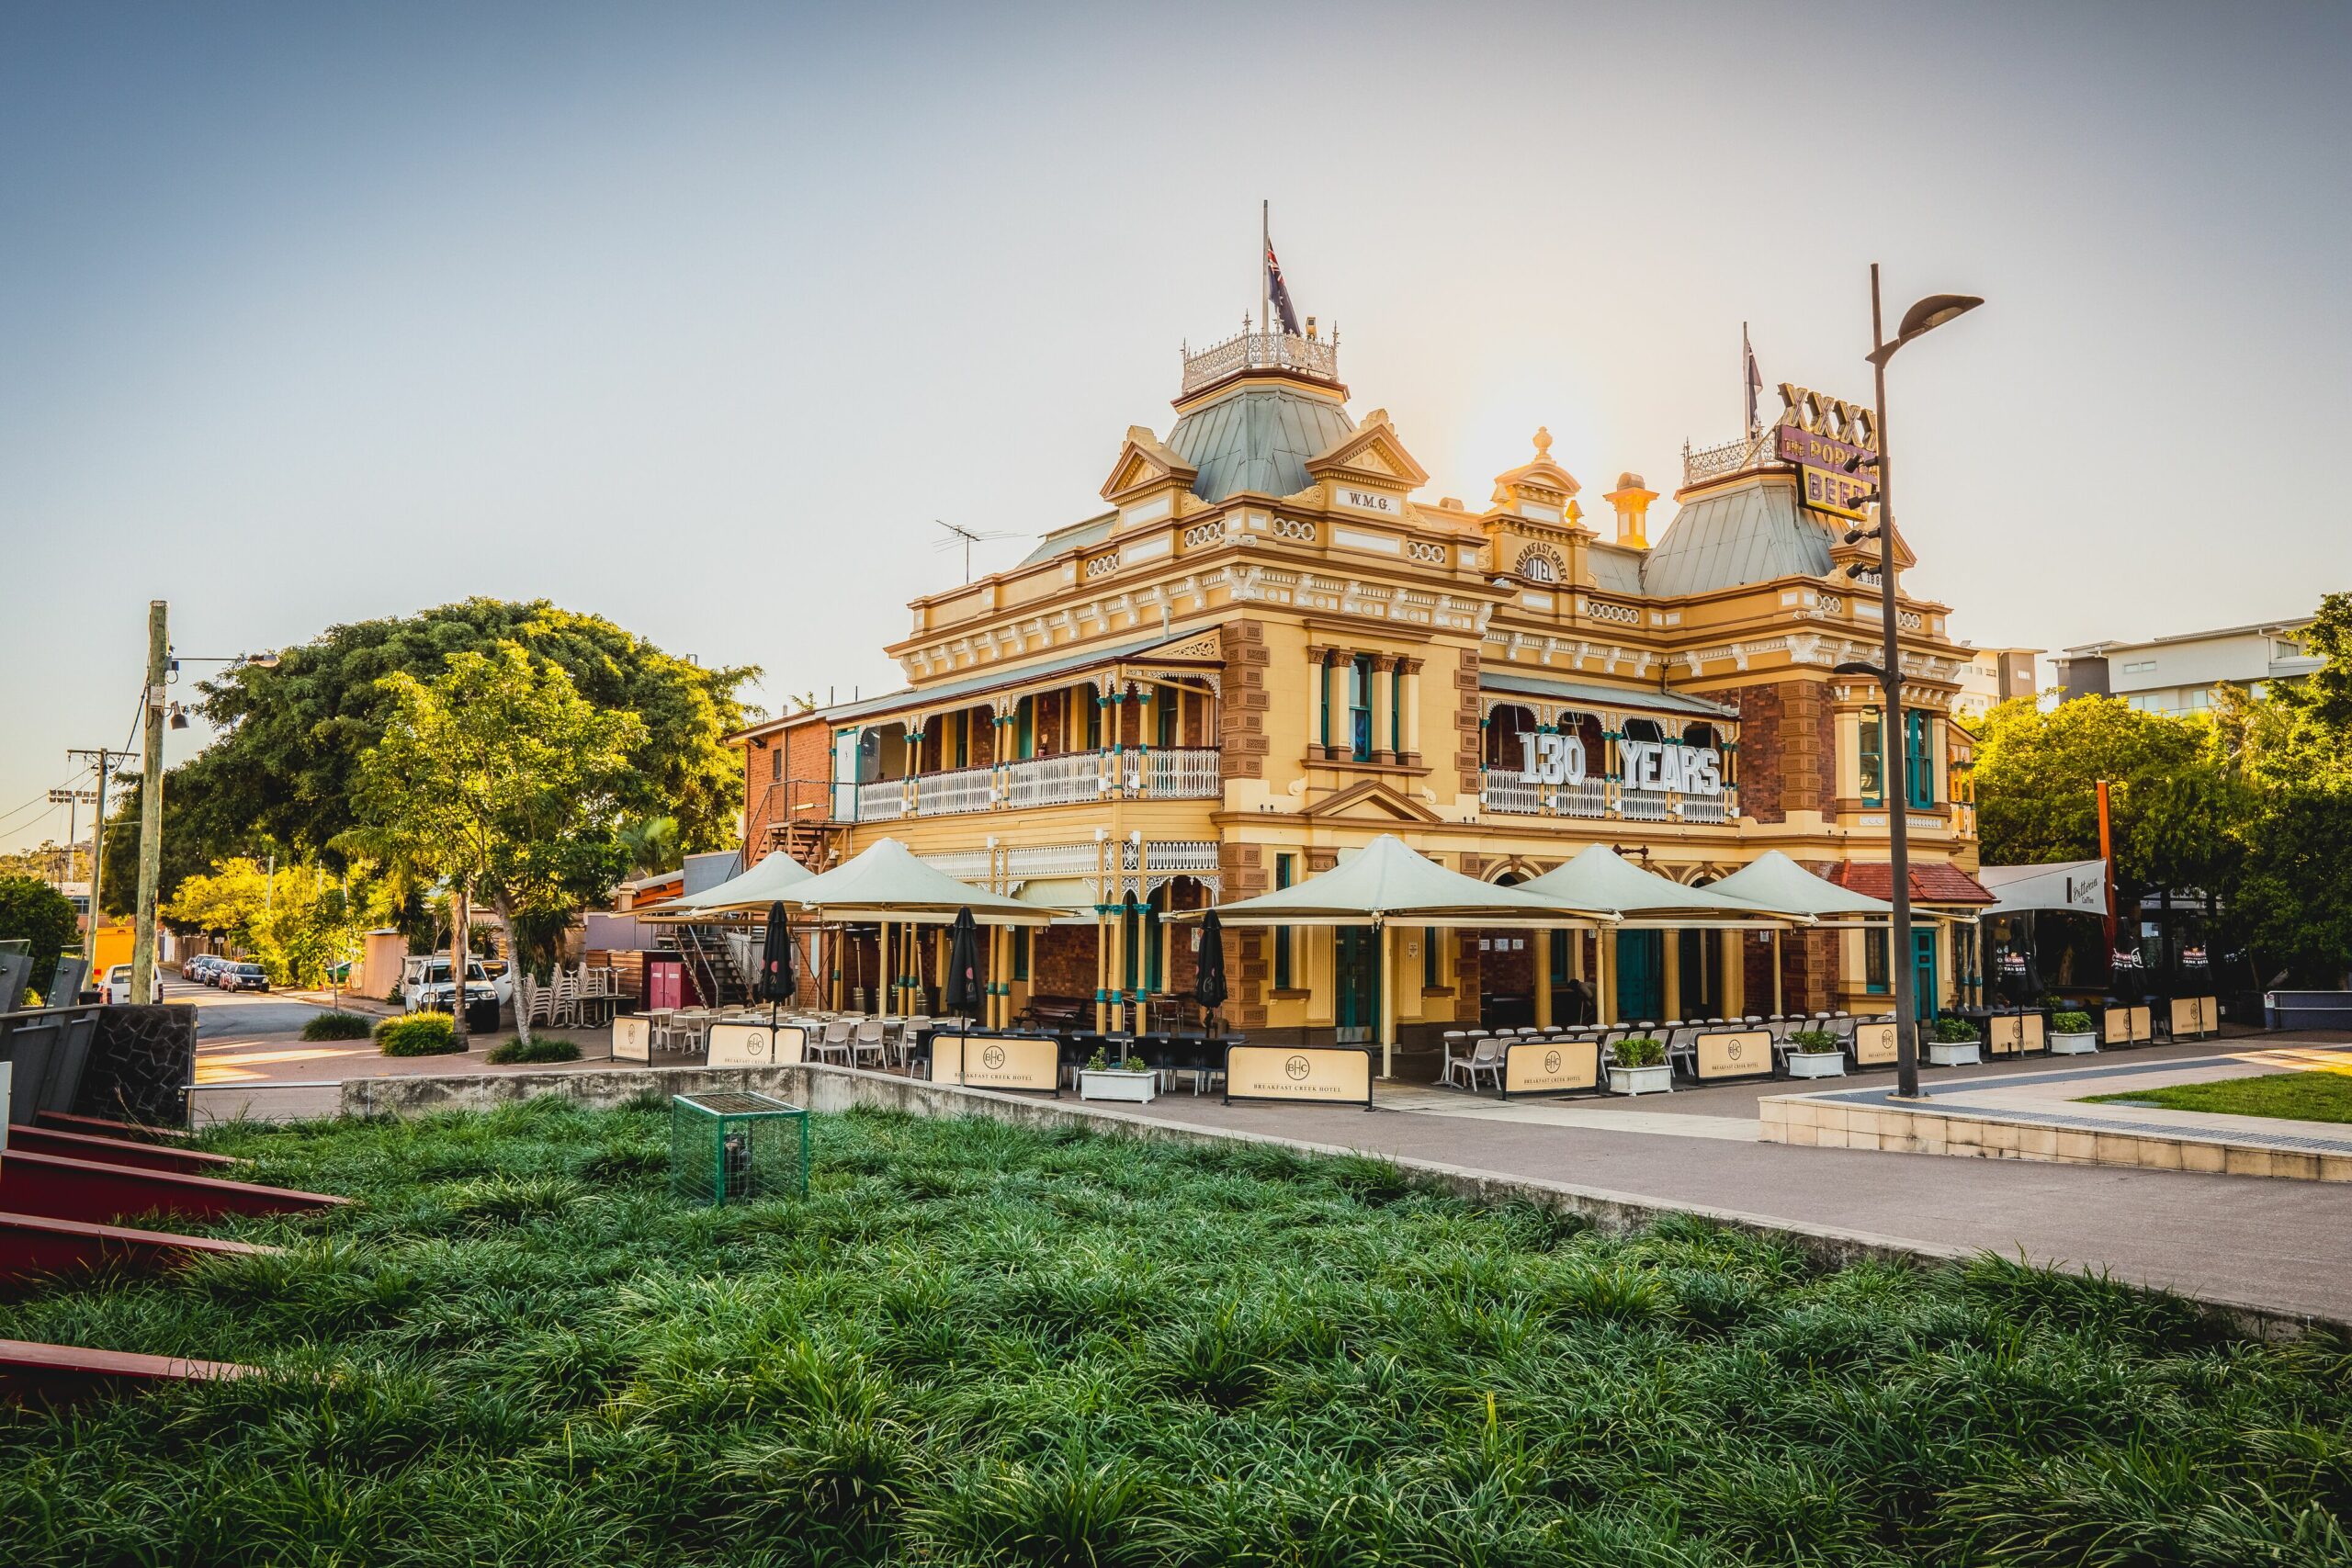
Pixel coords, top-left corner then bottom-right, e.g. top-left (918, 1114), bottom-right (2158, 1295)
top-left (1691, 1029), bottom-right (1774, 1083)
top-left (1223, 1044), bottom-right (1374, 1110)
top-left (1500, 1036), bottom-right (1600, 1099)
top-left (927, 1032), bottom-right (1061, 1096)
top-left (706, 1021), bottom-right (808, 1067)
top-left (613, 1015), bottom-right (651, 1063)
top-left (1851, 1020), bottom-right (1900, 1067)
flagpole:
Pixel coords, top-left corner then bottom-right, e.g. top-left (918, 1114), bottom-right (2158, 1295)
top-left (1261, 199), bottom-right (1270, 338)
top-left (1743, 321), bottom-right (1754, 437)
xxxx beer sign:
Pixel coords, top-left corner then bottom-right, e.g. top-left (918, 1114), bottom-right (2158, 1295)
top-left (1773, 383), bottom-right (1879, 522)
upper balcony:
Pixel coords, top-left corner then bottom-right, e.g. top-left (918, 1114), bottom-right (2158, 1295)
top-left (851, 747), bottom-right (1222, 823)
top-left (1179, 328), bottom-right (1339, 398)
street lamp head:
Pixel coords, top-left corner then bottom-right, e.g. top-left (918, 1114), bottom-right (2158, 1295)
top-left (245, 653), bottom-right (280, 669)
top-left (1869, 292), bottom-right (1984, 366)
top-left (1832, 660), bottom-right (1884, 678)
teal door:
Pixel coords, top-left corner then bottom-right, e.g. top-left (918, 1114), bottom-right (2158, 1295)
top-left (1913, 930), bottom-right (1939, 1021)
top-left (1616, 931), bottom-right (1664, 1023)
top-left (1335, 926), bottom-right (1379, 1043)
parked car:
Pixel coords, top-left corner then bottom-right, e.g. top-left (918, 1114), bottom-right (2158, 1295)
top-left (219, 962), bottom-right (271, 993)
top-left (186, 954), bottom-right (221, 983)
top-left (400, 955), bottom-right (510, 1015)
top-left (103, 964), bottom-right (163, 1004)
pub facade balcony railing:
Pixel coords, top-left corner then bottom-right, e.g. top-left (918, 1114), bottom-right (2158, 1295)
top-left (1681, 428), bottom-right (1781, 488)
top-left (1179, 329), bottom-right (1339, 396)
top-left (1479, 771), bottom-right (1737, 826)
top-left (852, 748), bottom-right (1224, 822)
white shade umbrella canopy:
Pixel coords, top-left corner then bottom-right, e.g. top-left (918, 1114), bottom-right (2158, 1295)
top-left (787, 837), bottom-right (1063, 926)
top-left (1706, 851), bottom-right (1892, 919)
top-left (1978, 859), bottom-right (2107, 918)
top-left (1517, 845), bottom-right (1804, 928)
top-left (1185, 833), bottom-right (1614, 927)
top-left (637, 847), bottom-right (816, 919)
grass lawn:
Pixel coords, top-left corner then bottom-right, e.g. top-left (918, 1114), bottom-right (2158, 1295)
top-left (4, 1099), bottom-right (2348, 1566)
top-left (2084, 1064), bottom-right (2352, 1124)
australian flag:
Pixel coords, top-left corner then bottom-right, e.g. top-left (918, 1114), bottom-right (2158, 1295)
top-left (1265, 240), bottom-right (1302, 336)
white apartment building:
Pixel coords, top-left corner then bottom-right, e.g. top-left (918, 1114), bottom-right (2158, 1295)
top-left (2054, 616), bottom-right (2322, 716)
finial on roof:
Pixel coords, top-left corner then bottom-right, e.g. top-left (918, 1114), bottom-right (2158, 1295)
top-left (1533, 426), bottom-right (1554, 459)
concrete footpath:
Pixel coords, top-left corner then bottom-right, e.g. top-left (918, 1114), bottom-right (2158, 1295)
top-left (1112, 1089), bottom-right (2352, 1325)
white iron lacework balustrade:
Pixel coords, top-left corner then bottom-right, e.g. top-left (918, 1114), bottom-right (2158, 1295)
top-left (1003, 753), bottom-right (1102, 809)
top-left (855, 778), bottom-right (908, 821)
top-left (1482, 773), bottom-right (1541, 815)
top-left (915, 766), bottom-right (993, 817)
top-left (1619, 787), bottom-right (1672, 822)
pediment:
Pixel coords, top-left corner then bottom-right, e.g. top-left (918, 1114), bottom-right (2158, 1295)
top-left (1100, 425), bottom-right (1199, 502)
top-left (1305, 411), bottom-right (1430, 489)
top-left (1303, 778), bottom-right (1442, 824)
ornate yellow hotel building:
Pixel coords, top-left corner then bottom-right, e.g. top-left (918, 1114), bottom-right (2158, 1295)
top-left (736, 325), bottom-right (1993, 1063)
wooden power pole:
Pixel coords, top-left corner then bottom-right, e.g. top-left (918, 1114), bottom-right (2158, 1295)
top-left (129, 600), bottom-right (168, 1005)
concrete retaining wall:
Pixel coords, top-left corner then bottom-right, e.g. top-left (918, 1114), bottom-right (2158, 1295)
top-left (339, 1063), bottom-right (2344, 1341)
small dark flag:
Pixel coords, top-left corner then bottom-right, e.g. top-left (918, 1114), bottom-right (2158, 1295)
top-left (1744, 323), bottom-right (1763, 434)
top-left (1265, 241), bottom-right (1302, 336)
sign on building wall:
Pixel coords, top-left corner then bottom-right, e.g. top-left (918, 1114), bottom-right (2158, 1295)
top-left (1773, 384), bottom-right (1880, 522)
top-left (1514, 732), bottom-right (1723, 795)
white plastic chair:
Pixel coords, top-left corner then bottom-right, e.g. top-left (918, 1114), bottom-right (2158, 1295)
top-left (851, 1020), bottom-right (887, 1069)
top-left (1462, 1033), bottom-right (1506, 1093)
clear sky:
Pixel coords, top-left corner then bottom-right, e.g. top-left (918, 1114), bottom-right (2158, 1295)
top-left (4, 0), bottom-right (2347, 853)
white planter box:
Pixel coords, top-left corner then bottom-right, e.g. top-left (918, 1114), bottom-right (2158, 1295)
top-left (1928, 1041), bottom-right (1982, 1066)
top-left (1608, 1064), bottom-right (1674, 1097)
top-left (1786, 1051), bottom-right (1848, 1078)
top-left (1079, 1068), bottom-right (1157, 1103)
top-left (2049, 1032), bottom-right (2098, 1055)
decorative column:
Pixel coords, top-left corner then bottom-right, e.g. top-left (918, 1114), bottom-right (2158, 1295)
top-left (1371, 656), bottom-right (1396, 764)
top-left (1534, 930), bottom-right (1554, 1029)
top-left (1306, 645), bottom-right (1330, 758)
top-left (1398, 658), bottom-right (1422, 761)
top-left (1663, 930), bottom-right (1682, 1021)
top-left (1599, 931), bottom-right (1618, 1025)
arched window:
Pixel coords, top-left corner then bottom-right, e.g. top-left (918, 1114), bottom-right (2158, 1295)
top-left (1485, 704), bottom-right (1538, 769)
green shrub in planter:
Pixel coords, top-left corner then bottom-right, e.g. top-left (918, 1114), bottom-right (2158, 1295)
top-left (1931, 1016), bottom-right (1981, 1043)
top-left (1614, 1035), bottom-right (1666, 1068)
top-left (487, 1035), bottom-right (582, 1065)
top-left (375, 1011), bottom-right (462, 1056)
top-left (2052, 1010), bottom-right (2093, 1034)
top-left (1788, 1028), bottom-right (1841, 1054)
top-left (300, 1010), bottom-right (376, 1042)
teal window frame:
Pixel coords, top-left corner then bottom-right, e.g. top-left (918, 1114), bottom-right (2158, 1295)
top-left (1317, 659), bottom-right (1333, 750)
top-left (1085, 691), bottom-right (1102, 750)
top-left (1904, 709), bottom-right (1934, 809)
top-left (1016, 697), bottom-right (1035, 760)
top-left (1390, 667), bottom-right (1404, 755)
top-left (1011, 927), bottom-right (1030, 982)
top-left (1424, 925), bottom-right (1441, 989)
top-left (1865, 928), bottom-right (1890, 994)
top-left (1348, 654), bottom-right (1374, 761)
top-left (1273, 855), bottom-right (1295, 990)
top-left (1156, 688), bottom-right (1178, 748)
top-left (1859, 710), bottom-right (1884, 807)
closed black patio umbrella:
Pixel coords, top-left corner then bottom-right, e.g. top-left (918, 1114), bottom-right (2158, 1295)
top-left (944, 907), bottom-right (982, 1024)
top-left (1194, 908), bottom-right (1227, 1038)
top-left (758, 900), bottom-right (797, 1032)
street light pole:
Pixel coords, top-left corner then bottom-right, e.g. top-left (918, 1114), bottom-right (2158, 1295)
top-left (1868, 265), bottom-right (1922, 1099)
top-left (1860, 266), bottom-right (1983, 1099)
top-left (130, 601), bottom-right (169, 1006)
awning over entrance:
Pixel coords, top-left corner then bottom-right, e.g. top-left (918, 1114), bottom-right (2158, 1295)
top-left (788, 838), bottom-right (1065, 926)
top-left (1706, 852), bottom-right (1892, 919)
top-left (1826, 860), bottom-right (1997, 908)
top-left (1179, 834), bottom-right (1614, 928)
top-left (637, 848), bottom-right (814, 919)
top-left (1518, 846), bottom-right (1801, 929)
top-left (1013, 877), bottom-right (1100, 925)
top-left (1978, 859), bottom-right (2107, 918)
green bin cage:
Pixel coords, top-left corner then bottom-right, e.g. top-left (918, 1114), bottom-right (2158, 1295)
top-left (670, 1091), bottom-right (810, 1205)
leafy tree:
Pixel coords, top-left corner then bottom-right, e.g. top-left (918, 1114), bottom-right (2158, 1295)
top-left (356, 642), bottom-right (646, 1044)
top-left (0, 840), bottom-right (86, 884)
top-left (2220, 594), bottom-right (2352, 985)
top-left (0, 876), bottom-right (80, 990)
top-left (1972, 694), bottom-right (2221, 910)
top-left (616, 815), bottom-right (683, 878)
top-left (117, 600), bottom-right (754, 910)
top-left (164, 857), bottom-right (377, 996)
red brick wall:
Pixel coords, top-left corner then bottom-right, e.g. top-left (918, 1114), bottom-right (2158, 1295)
top-left (1031, 924), bottom-right (1098, 1002)
top-left (1454, 650), bottom-right (1483, 793)
top-left (1218, 621), bottom-right (1270, 780)
top-left (1736, 679), bottom-right (1836, 822)
top-left (743, 714), bottom-right (836, 855)
top-left (1221, 841), bottom-right (1270, 1027)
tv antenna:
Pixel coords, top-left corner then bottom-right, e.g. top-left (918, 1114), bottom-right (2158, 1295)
top-left (933, 519), bottom-right (1012, 581)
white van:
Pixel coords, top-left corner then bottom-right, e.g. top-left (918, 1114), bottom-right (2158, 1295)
top-left (103, 964), bottom-right (163, 1004)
